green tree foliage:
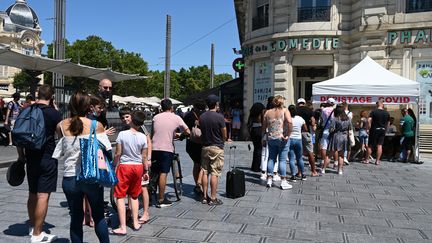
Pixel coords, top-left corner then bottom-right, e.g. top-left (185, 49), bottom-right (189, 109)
top-left (13, 71), bottom-right (31, 92)
top-left (45, 35), bottom-right (233, 101)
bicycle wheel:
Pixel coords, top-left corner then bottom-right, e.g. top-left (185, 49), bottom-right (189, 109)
top-left (109, 187), bottom-right (117, 211)
top-left (172, 154), bottom-right (183, 201)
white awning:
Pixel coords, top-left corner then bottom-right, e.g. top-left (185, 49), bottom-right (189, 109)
top-left (0, 44), bottom-right (148, 82)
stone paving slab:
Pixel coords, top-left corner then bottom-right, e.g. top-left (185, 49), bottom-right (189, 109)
top-left (1, 141), bottom-right (432, 242)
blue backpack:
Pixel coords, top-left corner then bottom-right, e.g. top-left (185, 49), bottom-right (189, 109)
top-left (12, 104), bottom-right (47, 150)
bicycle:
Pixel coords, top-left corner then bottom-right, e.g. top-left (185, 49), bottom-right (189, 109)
top-left (110, 153), bottom-right (183, 211)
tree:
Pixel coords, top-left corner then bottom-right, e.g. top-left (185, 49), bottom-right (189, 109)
top-left (13, 71), bottom-right (31, 92)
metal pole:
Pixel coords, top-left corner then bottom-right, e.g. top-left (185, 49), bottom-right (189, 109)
top-left (53, 0), bottom-right (66, 106)
top-left (210, 43), bottom-right (215, 88)
top-left (164, 15), bottom-right (171, 99)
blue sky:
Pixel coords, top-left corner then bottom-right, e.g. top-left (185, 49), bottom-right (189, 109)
top-left (0, 0), bottom-right (241, 76)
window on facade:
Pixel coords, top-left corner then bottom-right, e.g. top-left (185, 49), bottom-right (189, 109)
top-left (252, 0), bottom-right (269, 31)
top-left (419, 97), bottom-right (426, 115)
top-left (0, 65), bottom-right (8, 77)
top-left (406, 0), bottom-right (432, 13)
top-left (22, 48), bottom-right (34, 56)
top-left (298, 0), bottom-right (331, 22)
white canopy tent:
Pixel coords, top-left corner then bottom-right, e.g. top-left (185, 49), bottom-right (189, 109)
top-left (312, 55), bottom-right (421, 162)
top-left (312, 56), bottom-right (420, 104)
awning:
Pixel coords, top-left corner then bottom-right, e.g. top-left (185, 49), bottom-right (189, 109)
top-left (0, 44), bottom-right (148, 82)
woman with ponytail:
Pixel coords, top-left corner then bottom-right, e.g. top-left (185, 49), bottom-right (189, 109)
top-left (53, 91), bottom-right (111, 243)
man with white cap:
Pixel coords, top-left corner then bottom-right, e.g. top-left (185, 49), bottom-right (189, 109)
top-left (296, 98), bottom-right (318, 177)
top-left (319, 98), bottom-right (336, 174)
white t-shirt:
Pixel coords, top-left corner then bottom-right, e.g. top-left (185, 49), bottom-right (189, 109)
top-left (116, 130), bottom-right (148, 164)
top-left (291, 116), bottom-right (305, 140)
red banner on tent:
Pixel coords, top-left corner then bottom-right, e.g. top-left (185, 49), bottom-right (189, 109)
top-left (312, 95), bottom-right (417, 104)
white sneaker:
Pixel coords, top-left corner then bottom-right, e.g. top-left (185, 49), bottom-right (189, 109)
top-left (320, 169), bottom-right (326, 175)
top-left (273, 174), bottom-right (281, 181)
top-left (260, 173), bottom-right (267, 181)
top-left (344, 158), bottom-right (350, 165)
top-left (280, 180), bottom-right (292, 190)
top-left (31, 232), bottom-right (57, 243)
top-left (29, 226), bottom-right (33, 236)
top-left (266, 178), bottom-right (273, 188)
top-left (338, 170), bottom-right (343, 175)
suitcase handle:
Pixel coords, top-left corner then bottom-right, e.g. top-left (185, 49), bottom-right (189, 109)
top-left (229, 145), bottom-right (237, 169)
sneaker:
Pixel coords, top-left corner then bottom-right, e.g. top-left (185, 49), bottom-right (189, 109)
top-left (280, 180), bottom-right (292, 190)
top-left (338, 170), bottom-right (343, 175)
top-left (320, 169), bottom-right (326, 175)
top-left (208, 198), bottom-right (223, 206)
top-left (260, 172), bottom-right (267, 181)
top-left (289, 176), bottom-right (297, 182)
top-left (266, 178), bottom-right (273, 188)
top-left (273, 174), bottom-right (281, 181)
top-left (31, 232), bottom-right (57, 243)
top-left (29, 226), bottom-right (33, 236)
top-left (301, 175), bottom-right (307, 181)
top-left (156, 198), bottom-right (173, 208)
top-left (344, 158), bottom-right (350, 165)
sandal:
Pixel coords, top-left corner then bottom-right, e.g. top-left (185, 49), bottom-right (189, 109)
top-left (208, 198), bottom-right (223, 206)
top-left (362, 160), bottom-right (369, 164)
top-left (375, 160), bottom-right (381, 165)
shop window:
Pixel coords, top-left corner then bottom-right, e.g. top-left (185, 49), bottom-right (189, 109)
top-left (252, 0), bottom-right (269, 31)
top-left (298, 0), bottom-right (331, 22)
top-left (0, 65), bottom-right (8, 77)
top-left (406, 0), bottom-right (432, 13)
top-left (22, 47), bottom-right (34, 56)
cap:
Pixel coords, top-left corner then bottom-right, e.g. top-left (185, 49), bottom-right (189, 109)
top-left (326, 98), bottom-right (336, 105)
top-left (206, 94), bottom-right (220, 103)
top-left (297, 98), bottom-right (306, 104)
top-left (7, 158), bottom-right (26, 187)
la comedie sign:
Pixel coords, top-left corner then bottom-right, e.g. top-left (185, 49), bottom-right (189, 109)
top-left (241, 36), bottom-right (339, 57)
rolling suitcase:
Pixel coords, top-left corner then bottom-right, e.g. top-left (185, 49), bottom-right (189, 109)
top-left (226, 145), bottom-right (245, 198)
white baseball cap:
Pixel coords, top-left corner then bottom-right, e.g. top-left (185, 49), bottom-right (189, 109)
top-left (326, 98), bottom-right (336, 104)
top-left (297, 98), bottom-right (306, 104)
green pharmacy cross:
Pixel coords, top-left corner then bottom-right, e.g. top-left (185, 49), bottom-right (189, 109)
top-left (232, 58), bottom-right (245, 73)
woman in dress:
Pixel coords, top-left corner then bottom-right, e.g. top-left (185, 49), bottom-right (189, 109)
top-left (247, 102), bottom-right (265, 172)
top-left (53, 91), bottom-right (111, 243)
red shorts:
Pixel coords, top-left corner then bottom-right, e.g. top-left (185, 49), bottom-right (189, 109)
top-left (114, 164), bottom-right (143, 199)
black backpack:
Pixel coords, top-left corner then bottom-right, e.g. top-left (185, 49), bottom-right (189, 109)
top-left (12, 104), bottom-right (47, 150)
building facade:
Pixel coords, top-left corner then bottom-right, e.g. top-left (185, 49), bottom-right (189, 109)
top-left (235, 0), bottom-right (432, 125)
top-left (0, 0), bottom-right (44, 95)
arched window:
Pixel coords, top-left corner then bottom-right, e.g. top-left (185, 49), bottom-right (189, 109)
top-left (298, 0), bottom-right (331, 22)
top-left (406, 0), bottom-right (432, 13)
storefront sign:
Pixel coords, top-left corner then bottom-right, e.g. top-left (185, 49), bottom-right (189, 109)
top-left (416, 61), bottom-right (432, 124)
top-left (312, 95), bottom-right (416, 104)
top-left (388, 29), bottom-right (432, 45)
top-left (241, 37), bottom-right (339, 57)
top-left (253, 60), bottom-right (272, 104)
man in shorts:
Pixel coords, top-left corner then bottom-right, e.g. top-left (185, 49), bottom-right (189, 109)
top-left (367, 99), bottom-right (390, 165)
top-left (152, 99), bottom-right (189, 208)
top-left (296, 98), bottom-right (318, 176)
top-left (199, 95), bottom-right (227, 205)
top-left (25, 85), bottom-right (62, 242)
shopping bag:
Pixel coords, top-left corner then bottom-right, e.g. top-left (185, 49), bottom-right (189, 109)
top-left (79, 120), bottom-right (118, 187)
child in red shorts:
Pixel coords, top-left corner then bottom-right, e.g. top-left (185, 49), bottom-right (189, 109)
top-left (111, 111), bottom-right (148, 235)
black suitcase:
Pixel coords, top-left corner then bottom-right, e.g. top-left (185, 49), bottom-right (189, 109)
top-left (226, 145), bottom-right (245, 198)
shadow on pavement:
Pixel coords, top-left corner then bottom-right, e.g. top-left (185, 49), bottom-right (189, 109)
top-left (3, 221), bottom-right (55, 236)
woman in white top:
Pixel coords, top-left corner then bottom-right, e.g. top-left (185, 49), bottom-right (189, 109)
top-left (287, 105), bottom-right (307, 182)
top-left (53, 91), bottom-right (111, 243)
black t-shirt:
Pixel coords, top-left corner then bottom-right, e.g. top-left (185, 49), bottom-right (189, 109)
top-left (369, 108), bottom-right (390, 130)
top-left (26, 104), bottom-right (62, 160)
top-left (297, 106), bottom-right (313, 132)
top-left (199, 110), bottom-right (226, 149)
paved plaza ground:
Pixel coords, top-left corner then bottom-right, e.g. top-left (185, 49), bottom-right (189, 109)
top-left (0, 141), bottom-right (432, 242)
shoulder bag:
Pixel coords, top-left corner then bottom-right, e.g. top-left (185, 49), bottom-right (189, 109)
top-left (79, 120), bottom-right (118, 187)
top-left (190, 112), bottom-right (202, 144)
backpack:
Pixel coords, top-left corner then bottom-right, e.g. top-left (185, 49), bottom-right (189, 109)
top-left (190, 112), bottom-right (202, 144)
top-left (12, 104), bottom-right (47, 150)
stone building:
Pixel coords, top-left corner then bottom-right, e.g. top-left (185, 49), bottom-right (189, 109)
top-left (234, 0), bottom-right (432, 126)
top-left (0, 0), bottom-right (44, 95)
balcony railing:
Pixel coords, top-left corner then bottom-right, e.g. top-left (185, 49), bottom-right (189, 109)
top-left (406, 0), bottom-right (432, 13)
top-left (298, 6), bottom-right (331, 22)
top-left (252, 15), bottom-right (269, 31)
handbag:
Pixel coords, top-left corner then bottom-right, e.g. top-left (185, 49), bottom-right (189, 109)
top-left (79, 120), bottom-right (118, 187)
top-left (6, 157), bottom-right (26, 187)
top-left (190, 112), bottom-right (202, 144)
